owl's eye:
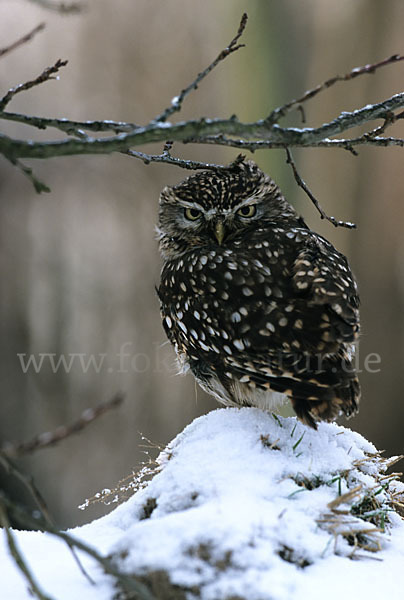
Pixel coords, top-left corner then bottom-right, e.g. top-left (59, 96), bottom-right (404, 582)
top-left (184, 207), bottom-right (202, 221)
top-left (237, 205), bottom-right (257, 218)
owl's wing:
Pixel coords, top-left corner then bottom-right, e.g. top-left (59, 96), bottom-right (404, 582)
top-left (218, 230), bottom-right (360, 427)
top-left (291, 231), bottom-right (360, 348)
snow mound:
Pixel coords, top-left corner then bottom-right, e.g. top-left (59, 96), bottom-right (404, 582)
top-left (2, 408), bottom-right (404, 600)
top-left (109, 408), bottom-right (404, 600)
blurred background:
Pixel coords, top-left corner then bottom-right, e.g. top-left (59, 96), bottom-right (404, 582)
top-left (1, 0), bottom-right (404, 528)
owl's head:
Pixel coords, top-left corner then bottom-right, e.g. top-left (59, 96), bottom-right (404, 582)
top-left (157, 158), bottom-right (300, 259)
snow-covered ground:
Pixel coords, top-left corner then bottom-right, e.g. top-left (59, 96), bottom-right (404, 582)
top-left (2, 407), bottom-right (404, 600)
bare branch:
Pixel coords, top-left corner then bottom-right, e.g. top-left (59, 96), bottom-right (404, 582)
top-left (2, 92), bottom-right (404, 162)
top-left (0, 23), bottom-right (45, 59)
top-left (266, 54), bottom-right (404, 125)
top-left (187, 133), bottom-right (404, 152)
top-left (1, 493), bottom-right (157, 600)
top-left (1, 11), bottom-right (404, 206)
top-left (1, 111), bottom-right (139, 135)
top-left (0, 395), bottom-right (130, 587)
top-left (1, 393), bottom-right (124, 458)
top-left (27, 0), bottom-right (84, 13)
top-left (154, 12), bottom-right (248, 123)
top-left (5, 156), bottom-right (51, 193)
top-left (0, 500), bottom-right (54, 600)
top-left (0, 452), bottom-right (94, 584)
top-left (125, 141), bottom-right (227, 170)
top-left (0, 397), bottom-right (126, 588)
top-left (0, 453), bottom-right (53, 524)
top-left (0, 59), bottom-right (68, 112)
top-left (285, 148), bottom-right (356, 229)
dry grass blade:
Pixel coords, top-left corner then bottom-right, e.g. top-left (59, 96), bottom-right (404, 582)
top-left (80, 432), bottom-right (162, 510)
top-left (327, 485), bottom-right (363, 510)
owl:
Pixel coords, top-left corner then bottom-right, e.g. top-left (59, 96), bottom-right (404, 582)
top-left (156, 158), bottom-right (360, 429)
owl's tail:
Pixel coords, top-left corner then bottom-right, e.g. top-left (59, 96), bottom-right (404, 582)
top-left (289, 377), bottom-right (360, 429)
top-left (231, 351), bottom-right (360, 429)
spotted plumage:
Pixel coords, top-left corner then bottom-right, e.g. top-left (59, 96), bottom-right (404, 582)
top-left (157, 159), bottom-right (360, 428)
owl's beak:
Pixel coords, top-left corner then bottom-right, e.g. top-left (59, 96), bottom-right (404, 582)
top-left (214, 220), bottom-right (225, 245)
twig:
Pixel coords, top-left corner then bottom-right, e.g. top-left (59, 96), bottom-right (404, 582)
top-left (266, 54), bottom-right (404, 125)
top-left (5, 157), bottom-right (51, 193)
top-left (0, 59), bottom-right (68, 112)
top-left (0, 395), bottom-right (134, 587)
top-left (154, 12), bottom-right (248, 123)
top-left (0, 500), bottom-right (54, 600)
top-left (0, 453), bottom-right (53, 524)
top-left (0, 452), bottom-right (94, 584)
top-left (1, 393), bottom-right (124, 458)
top-left (285, 148), bottom-right (356, 229)
top-left (1, 111), bottom-right (139, 135)
top-left (27, 0), bottom-right (84, 13)
top-left (1, 493), bottom-right (157, 600)
top-left (125, 145), bottom-right (227, 171)
top-left (184, 132), bottom-right (404, 152)
top-left (0, 23), bottom-right (45, 59)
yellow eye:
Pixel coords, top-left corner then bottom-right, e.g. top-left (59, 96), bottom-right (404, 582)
top-left (237, 205), bottom-right (257, 218)
top-left (184, 207), bottom-right (202, 221)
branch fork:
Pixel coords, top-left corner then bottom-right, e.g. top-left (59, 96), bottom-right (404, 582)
top-left (1, 13), bottom-right (404, 226)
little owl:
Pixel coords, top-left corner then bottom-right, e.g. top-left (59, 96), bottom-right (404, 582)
top-left (157, 158), bottom-right (360, 428)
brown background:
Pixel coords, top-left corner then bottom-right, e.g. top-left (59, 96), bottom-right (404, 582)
top-left (1, 0), bottom-right (404, 527)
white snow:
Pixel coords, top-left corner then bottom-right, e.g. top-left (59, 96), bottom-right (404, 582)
top-left (1, 407), bottom-right (404, 600)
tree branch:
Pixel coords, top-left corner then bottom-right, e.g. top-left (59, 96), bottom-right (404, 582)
top-left (285, 148), bottom-right (356, 228)
top-left (1, 111), bottom-right (139, 135)
top-left (1, 90), bottom-right (404, 162)
top-left (27, 0), bottom-right (84, 13)
top-left (266, 54), bottom-right (404, 125)
top-left (125, 142), bottom-right (231, 171)
top-left (0, 451), bottom-right (94, 584)
top-left (0, 23), bottom-right (45, 59)
top-left (0, 500), bottom-right (54, 600)
top-left (1, 493), bottom-right (157, 600)
top-left (0, 453), bottom-right (53, 525)
top-left (1, 11), bottom-right (404, 228)
top-left (0, 394), bottom-right (125, 586)
top-left (0, 59), bottom-right (68, 112)
top-left (1, 393), bottom-right (124, 458)
top-left (154, 13), bottom-right (247, 123)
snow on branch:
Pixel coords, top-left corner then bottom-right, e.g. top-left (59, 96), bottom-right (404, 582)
top-left (1, 12), bottom-right (404, 201)
top-left (0, 59), bottom-right (68, 112)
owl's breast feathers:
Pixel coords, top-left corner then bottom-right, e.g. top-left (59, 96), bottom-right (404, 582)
top-left (158, 224), bottom-right (360, 428)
